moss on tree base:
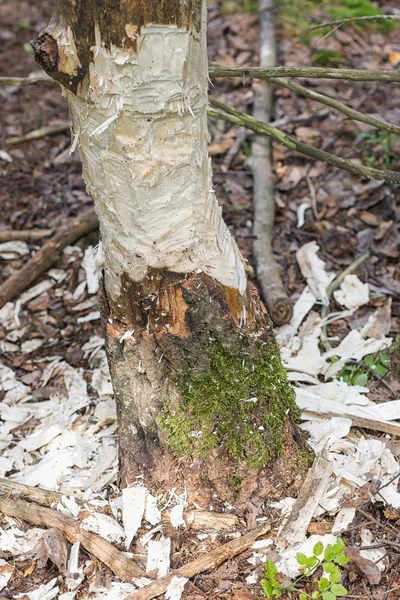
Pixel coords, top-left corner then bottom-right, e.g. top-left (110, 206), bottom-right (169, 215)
top-left (160, 336), bottom-right (299, 469)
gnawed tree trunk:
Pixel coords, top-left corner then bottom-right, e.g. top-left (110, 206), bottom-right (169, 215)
top-left (34, 0), bottom-right (308, 504)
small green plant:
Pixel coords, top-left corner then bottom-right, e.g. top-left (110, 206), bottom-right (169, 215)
top-left (359, 131), bottom-right (400, 170)
top-left (261, 538), bottom-right (349, 599)
top-left (339, 352), bottom-right (390, 386)
top-left (312, 50), bottom-right (345, 67)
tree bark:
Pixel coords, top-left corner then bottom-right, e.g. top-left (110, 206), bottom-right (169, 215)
top-left (33, 0), bottom-right (307, 504)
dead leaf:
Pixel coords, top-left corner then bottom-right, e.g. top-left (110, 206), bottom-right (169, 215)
top-left (307, 522), bottom-right (332, 535)
top-left (359, 211), bottom-right (380, 227)
top-left (295, 127), bottom-right (322, 146)
top-left (23, 561), bottom-right (36, 576)
top-left (35, 528), bottom-right (68, 574)
top-left (345, 546), bottom-right (381, 585)
top-left (375, 220), bottom-right (393, 241)
top-left (388, 51), bottom-right (400, 67)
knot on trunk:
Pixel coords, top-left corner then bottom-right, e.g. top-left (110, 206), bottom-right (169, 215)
top-left (31, 34), bottom-right (59, 72)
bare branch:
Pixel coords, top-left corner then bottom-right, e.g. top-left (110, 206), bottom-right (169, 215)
top-left (310, 14), bottom-right (400, 31)
top-left (209, 64), bottom-right (400, 83)
top-left (6, 123), bottom-right (70, 145)
top-left (0, 74), bottom-right (56, 86)
top-left (272, 78), bottom-right (400, 137)
top-left (208, 99), bottom-right (400, 185)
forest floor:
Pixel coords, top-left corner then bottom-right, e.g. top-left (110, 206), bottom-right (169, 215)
top-left (0, 0), bottom-right (400, 599)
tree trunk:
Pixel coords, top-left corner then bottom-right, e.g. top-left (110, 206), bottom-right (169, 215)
top-left (33, 0), bottom-right (307, 505)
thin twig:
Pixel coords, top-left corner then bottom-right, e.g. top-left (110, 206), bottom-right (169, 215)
top-left (5, 64), bottom-right (400, 88)
top-left (272, 78), bottom-right (400, 137)
top-left (0, 74), bottom-right (56, 86)
top-left (207, 100), bottom-right (400, 185)
top-left (0, 229), bottom-right (54, 243)
top-left (209, 64), bottom-right (400, 83)
top-left (6, 123), bottom-right (70, 145)
top-left (310, 14), bottom-right (400, 31)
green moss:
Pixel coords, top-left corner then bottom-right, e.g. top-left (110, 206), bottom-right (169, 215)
top-left (229, 474), bottom-right (245, 490)
top-left (313, 50), bottom-right (344, 66)
top-left (278, 0), bottom-right (395, 40)
top-left (160, 336), bottom-right (300, 469)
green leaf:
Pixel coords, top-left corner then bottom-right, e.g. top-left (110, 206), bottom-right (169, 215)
top-left (380, 353), bottom-right (390, 367)
top-left (299, 594), bottom-right (308, 600)
top-left (324, 545), bottom-right (334, 562)
top-left (271, 580), bottom-right (280, 588)
top-left (364, 355), bottom-right (374, 367)
top-left (312, 593), bottom-right (320, 600)
top-left (323, 562), bottom-right (335, 573)
top-left (329, 566), bottom-right (341, 583)
top-left (333, 538), bottom-right (345, 555)
top-left (322, 593), bottom-right (336, 600)
top-left (306, 556), bottom-right (318, 567)
top-left (318, 577), bottom-right (330, 592)
top-left (313, 541), bottom-right (324, 556)
top-left (335, 554), bottom-right (349, 566)
top-left (261, 579), bottom-right (273, 597)
top-left (353, 373), bottom-right (368, 387)
top-left (375, 364), bottom-right (387, 376)
top-left (296, 552), bottom-right (308, 566)
top-left (331, 584), bottom-right (348, 597)
top-left (265, 559), bottom-right (278, 579)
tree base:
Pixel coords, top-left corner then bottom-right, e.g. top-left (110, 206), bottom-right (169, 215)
top-left (101, 270), bottom-right (311, 506)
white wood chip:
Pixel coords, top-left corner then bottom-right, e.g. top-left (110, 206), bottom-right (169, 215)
top-left (165, 576), bottom-right (188, 600)
top-left (144, 493), bottom-right (161, 525)
top-left (0, 559), bottom-right (14, 591)
top-left (333, 274), bottom-right (369, 309)
top-left (296, 242), bottom-right (335, 304)
top-left (146, 537), bottom-right (171, 577)
top-left (122, 486), bottom-right (147, 549)
top-left (81, 512), bottom-right (124, 543)
top-left (16, 577), bottom-right (59, 600)
top-left (169, 504), bottom-right (185, 528)
top-left (0, 241), bottom-right (29, 259)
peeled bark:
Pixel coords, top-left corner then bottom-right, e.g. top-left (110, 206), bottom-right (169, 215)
top-left (34, 0), bottom-right (307, 503)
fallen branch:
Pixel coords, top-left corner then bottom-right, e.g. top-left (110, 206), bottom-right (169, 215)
top-left (6, 123), bottom-right (70, 145)
top-left (310, 14), bottom-right (400, 31)
top-left (273, 78), bottom-right (400, 137)
top-left (0, 478), bottom-right (72, 507)
top-left (0, 229), bottom-right (54, 243)
top-left (208, 99), bottom-right (400, 185)
top-left (278, 448), bottom-right (332, 548)
top-left (208, 64), bottom-right (400, 83)
top-left (249, 0), bottom-right (293, 326)
top-left (0, 208), bottom-right (98, 309)
top-left (300, 408), bottom-right (400, 438)
top-left (126, 524), bottom-right (271, 600)
top-left (0, 74), bottom-right (56, 86)
top-left (0, 494), bottom-right (144, 580)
